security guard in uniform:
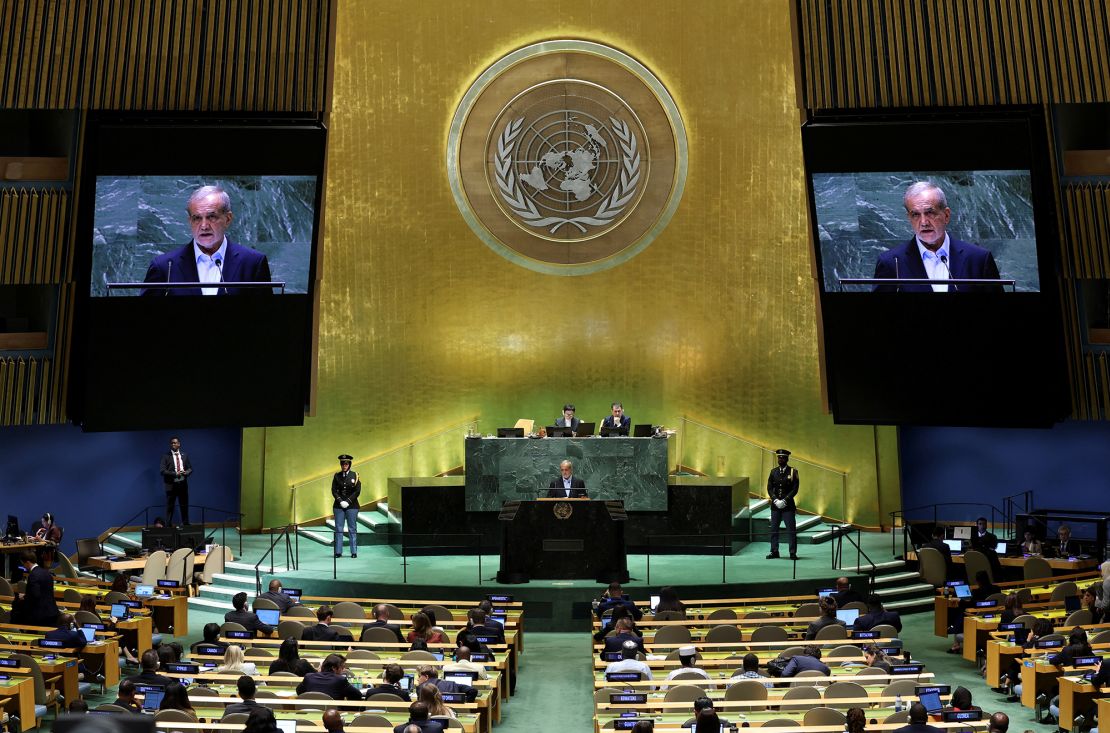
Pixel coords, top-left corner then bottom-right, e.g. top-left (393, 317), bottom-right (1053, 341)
top-left (766, 448), bottom-right (800, 560)
top-left (332, 454), bottom-right (361, 558)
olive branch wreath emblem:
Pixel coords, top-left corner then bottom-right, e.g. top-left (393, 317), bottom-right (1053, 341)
top-left (494, 116), bottom-right (641, 234)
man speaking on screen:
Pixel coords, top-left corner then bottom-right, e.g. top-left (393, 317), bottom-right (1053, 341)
top-left (142, 185), bottom-right (272, 295)
top-left (872, 182), bottom-right (1003, 293)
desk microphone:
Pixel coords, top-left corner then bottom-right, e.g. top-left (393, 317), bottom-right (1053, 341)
top-left (940, 254), bottom-right (954, 292)
top-left (214, 257), bottom-right (224, 295)
top-left (894, 256), bottom-right (900, 292)
top-left (165, 260), bottom-right (172, 296)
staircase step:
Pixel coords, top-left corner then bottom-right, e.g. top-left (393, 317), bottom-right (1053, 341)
top-left (211, 573), bottom-right (257, 587)
top-left (187, 596), bottom-right (235, 612)
top-left (224, 561), bottom-right (263, 573)
top-left (811, 524), bottom-right (854, 544)
top-left (873, 571), bottom-right (923, 586)
top-left (875, 582), bottom-right (935, 599)
top-left (884, 596), bottom-right (936, 612)
top-left (111, 535), bottom-right (142, 548)
top-left (101, 544), bottom-right (127, 557)
top-left (838, 560), bottom-right (906, 573)
top-left (296, 528), bottom-right (332, 547)
top-left (199, 585), bottom-right (256, 601)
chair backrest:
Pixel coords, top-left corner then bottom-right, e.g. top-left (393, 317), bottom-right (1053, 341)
top-left (871, 623), bottom-right (899, 638)
top-left (166, 547), bottom-right (193, 586)
top-left (220, 712), bottom-right (250, 725)
top-left (841, 601), bottom-right (868, 613)
top-left (594, 686), bottom-right (621, 705)
top-left (141, 550), bottom-right (168, 585)
top-left (0, 576), bottom-right (11, 596)
top-left (761, 719), bottom-right (800, 728)
top-left (1040, 633), bottom-right (1066, 644)
top-left (277, 620), bottom-right (305, 640)
top-left (1015, 587), bottom-right (1034, 604)
top-left (286, 605), bottom-right (317, 620)
top-left (1065, 609), bottom-right (1093, 626)
top-left (815, 623), bottom-right (848, 640)
top-left (704, 624), bottom-right (743, 643)
top-left (254, 689), bottom-right (281, 698)
top-left (430, 716), bottom-right (464, 729)
top-left (298, 691), bottom-right (334, 700)
top-left (253, 597), bottom-right (280, 611)
top-left (750, 625), bottom-right (788, 642)
top-left (744, 610), bottom-right (771, 619)
top-left (669, 670), bottom-right (708, 682)
top-left (62, 587), bottom-right (82, 604)
top-left (379, 603), bottom-right (403, 620)
top-left (826, 644), bottom-right (861, 658)
top-left (153, 709), bottom-right (197, 723)
top-left (963, 549), bottom-right (993, 584)
top-left (663, 684), bottom-right (707, 703)
top-left (13, 653), bottom-right (47, 704)
top-left (855, 666), bottom-right (886, 677)
top-left (804, 706), bottom-right (847, 726)
top-left (367, 692), bottom-right (403, 702)
top-left (789, 670), bottom-right (826, 687)
top-left (781, 684), bottom-right (821, 699)
top-left (351, 714), bottom-right (393, 728)
top-left (221, 621), bottom-right (247, 633)
top-left (884, 711), bottom-right (911, 724)
top-left (331, 601), bottom-right (366, 623)
top-left (916, 546), bottom-right (948, 587)
top-left (824, 680), bottom-right (867, 701)
top-left (104, 590), bottom-right (130, 604)
top-left (423, 604), bottom-right (454, 622)
top-left (706, 608), bottom-right (736, 621)
top-left (652, 610), bottom-right (685, 621)
top-left (1051, 582), bottom-right (1079, 601)
top-left (652, 625), bottom-right (692, 644)
top-left (1012, 613), bottom-right (1038, 630)
top-left (244, 647), bottom-right (275, 659)
top-left (1090, 629), bottom-right (1110, 645)
top-left (95, 703), bottom-right (133, 713)
top-left (347, 649), bottom-right (380, 660)
top-left (401, 650), bottom-right (437, 661)
top-left (54, 552), bottom-right (78, 579)
top-left (1023, 556), bottom-right (1053, 581)
top-left (196, 545), bottom-right (228, 584)
top-left (725, 679), bottom-right (769, 701)
top-left (331, 625), bottom-right (354, 641)
top-left (780, 646), bottom-right (806, 659)
top-left (986, 592), bottom-right (1007, 603)
top-left (882, 679), bottom-right (919, 697)
top-left (795, 602), bottom-right (820, 617)
top-left (75, 610), bottom-right (102, 626)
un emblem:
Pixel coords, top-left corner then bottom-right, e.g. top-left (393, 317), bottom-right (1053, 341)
top-left (553, 501), bottom-right (574, 520)
top-left (448, 41), bottom-right (687, 275)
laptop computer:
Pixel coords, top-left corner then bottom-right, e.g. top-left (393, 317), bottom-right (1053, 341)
top-left (110, 603), bottom-right (128, 619)
top-left (140, 687), bottom-right (165, 713)
top-left (836, 608), bottom-right (860, 627)
top-left (574, 421), bottom-right (596, 437)
top-left (256, 608), bottom-right (281, 627)
top-left (918, 690), bottom-right (944, 713)
top-left (995, 540), bottom-right (1009, 555)
top-left (817, 587), bottom-right (837, 598)
top-left (496, 427), bottom-right (524, 438)
top-left (600, 425), bottom-right (629, 437)
top-left (943, 539), bottom-right (963, 553)
top-left (1012, 627), bottom-right (1031, 645)
top-left (134, 584), bottom-right (154, 597)
top-left (276, 721), bottom-right (298, 733)
top-left (445, 671), bottom-right (478, 684)
top-left (951, 584), bottom-right (971, 599)
top-left (79, 627), bottom-right (97, 643)
top-left (649, 595), bottom-right (660, 612)
top-left (281, 587), bottom-right (302, 602)
top-left (397, 674), bottom-right (414, 691)
top-left (545, 426), bottom-right (573, 437)
top-left (632, 423), bottom-right (655, 437)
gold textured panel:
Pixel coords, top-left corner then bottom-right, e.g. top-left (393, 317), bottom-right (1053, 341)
top-left (241, 0), bottom-right (900, 530)
top-left (0, 189), bottom-right (68, 285)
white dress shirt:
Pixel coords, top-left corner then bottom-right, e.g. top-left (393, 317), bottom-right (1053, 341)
top-left (194, 238), bottom-right (228, 295)
top-left (916, 234), bottom-right (951, 293)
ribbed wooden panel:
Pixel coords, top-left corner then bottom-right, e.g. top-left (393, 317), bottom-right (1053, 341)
top-left (1061, 184), bottom-right (1110, 279)
top-left (0, 357), bottom-right (52, 426)
top-left (0, 189), bottom-right (68, 285)
top-left (797, 0), bottom-right (1110, 108)
top-left (1, 0), bottom-right (330, 111)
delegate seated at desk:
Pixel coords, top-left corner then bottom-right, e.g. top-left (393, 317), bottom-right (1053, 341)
top-left (601, 401), bottom-right (631, 435)
top-left (546, 460), bottom-right (587, 498)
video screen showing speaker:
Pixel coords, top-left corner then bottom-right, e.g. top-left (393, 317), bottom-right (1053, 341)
top-left (801, 107), bottom-right (1067, 427)
top-left (70, 114), bottom-right (327, 431)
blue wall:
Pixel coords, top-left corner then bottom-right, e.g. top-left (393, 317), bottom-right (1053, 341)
top-left (1, 424), bottom-right (242, 555)
top-left (899, 421), bottom-right (1110, 521)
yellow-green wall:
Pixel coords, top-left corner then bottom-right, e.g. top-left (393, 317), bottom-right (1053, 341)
top-left (240, 0), bottom-right (900, 530)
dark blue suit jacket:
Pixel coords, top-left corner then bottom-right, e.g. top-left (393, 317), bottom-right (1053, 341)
top-left (142, 241), bottom-right (272, 295)
top-left (873, 237), bottom-right (1003, 292)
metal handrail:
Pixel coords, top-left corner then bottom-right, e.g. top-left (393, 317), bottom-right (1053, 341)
top-left (642, 527), bottom-right (841, 584)
top-left (191, 505), bottom-right (245, 557)
top-left (102, 504), bottom-right (163, 549)
top-left (832, 529), bottom-right (879, 591)
top-left (394, 533), bottom-right (485, 585)
top-left (255, 524), bottom-right (297, 594)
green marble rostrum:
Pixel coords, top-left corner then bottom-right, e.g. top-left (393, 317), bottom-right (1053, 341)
top-left (464, 436), bottom-right (670, 511)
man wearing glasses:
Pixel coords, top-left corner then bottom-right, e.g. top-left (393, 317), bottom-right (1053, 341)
top-left (142, 185), bottom-right (272, 295)
top-left (872, 182), bottom-right (1002, 293)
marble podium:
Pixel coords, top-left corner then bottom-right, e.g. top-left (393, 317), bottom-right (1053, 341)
top-left (464, 435), bottom-right (670, 511)
top-left (496, 499), bottom-right (629, 583)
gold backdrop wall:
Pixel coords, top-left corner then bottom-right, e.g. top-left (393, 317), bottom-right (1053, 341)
top-left (240, 0), bottom-right (900, 530)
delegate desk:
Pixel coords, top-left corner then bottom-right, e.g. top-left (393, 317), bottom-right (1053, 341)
top-left (0, 675), bottom-right (36, 730)
top-left (498, 499), bottom-right (627, 582)
top-left (464, 435), bottom-right (671, 511)
top-left (907, 550), bottom-right (1099, 573)
top-left (1058, 674), bottom-right (1108, 730)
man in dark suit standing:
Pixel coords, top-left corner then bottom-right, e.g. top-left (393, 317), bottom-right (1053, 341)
top-left (555, 403), bottom-right (580, 431)
top-left (546, 460), bottom-right (587, 498)
top-left (13, 550), bottom-right (59, 626)
top-left (766, 448), bottom-right (799, 560)
top-left (873, 182), bottom-right (1003, 293)
top-left (142, 185), bottom-right (272, 296)
top-left (160, 436), bottom-right (192, 526)
top-left (601, 402), bottom-right (631, 435)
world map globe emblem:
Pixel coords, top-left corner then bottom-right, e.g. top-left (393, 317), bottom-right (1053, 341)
top-left (494, 95), bottom-right (644, 239)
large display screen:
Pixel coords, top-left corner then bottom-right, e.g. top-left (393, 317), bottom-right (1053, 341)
top-left (70, 115), bottom-right (326, 431)
top-left (90, 175), bottom-right (316, 297)
top-left (802, 107), bottom-right (1067, 427)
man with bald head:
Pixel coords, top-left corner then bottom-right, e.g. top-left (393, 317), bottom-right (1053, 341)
top-left (987, 712), bottom-right (1008, 733)
top-left (256, 579), bottom-right (295, 613)
top-left (873, 181), bottom-right (1002, 293)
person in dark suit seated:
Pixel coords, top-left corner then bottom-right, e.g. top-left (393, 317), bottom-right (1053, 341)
top-left (1049, 627), bottom-right (1093, 668)
top-left (256, 579), bottom-right (296, 613)
top-left (392, 702), bottom-right (444, 733)
top-left (1055, 524), bottom-right (1078, 557)
top-left (454, 608), bottom-right (505, 648)
top-left (601, 401), bottom-right (631, 435)
top-left (804, 596), bottom-right (846, 640)
top-left (12, 550), bottom-right (59, 626)
top-left (546, 459), bottom-right (587, 498)
top-left (142, 185), bottom-right (273, 296)
top-left (596, 581), bottom-right (644, 621)
top-left (555, 403), bottom-right (580, 431)
top-left (921, 526), bottom-right (954, 577)
top-left (45, 613), bottom-right (87, 650)
top-left (830, 577), bottom-right (863, 608)
top-left (781, 645), bottom-right (830, 677)
top-left (225, 675), bottom-right (263, 715)
top-left (296, 653), bottom-right (363, 700)
top-left (301, 606), bottom-right (342, 642)
top-left (970, 517), bottom-right (999, 553)
top-left (872, 182), bottom-right (1003, 293)
top-left (364, 663), bottom-right (412, 701)
top-left (416, 666), bottom-right (477, 702)
top-left (854, 595), bottom-right (903, 633)
top-left (124, 649), bottom-right (174, 687)
top-left (225, 592), bottom-right (274, 636)
top-left (362, 603), bottom-right (405, 643)
top-left (601, 617), bottom-right (647, 658)
top-left (190, 622), bottom-right (229, 654)
top-left (892, 702), bottom-right (946, 733)
top-left (112, 679), bottom-right (142, 713)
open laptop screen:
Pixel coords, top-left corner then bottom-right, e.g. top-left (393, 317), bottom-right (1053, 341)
top-left (256, 608), bottom-right (281, 626)
top-left (943, 539), bottom-right (963, 553)
top-left (836, 608), bottom-right (860, 626)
